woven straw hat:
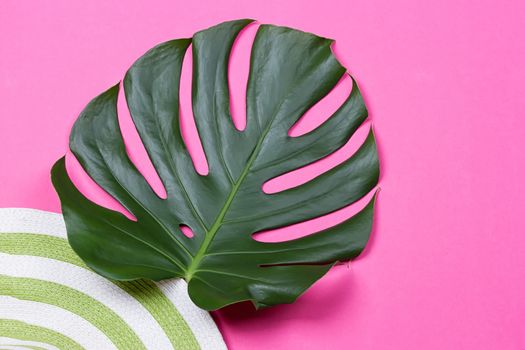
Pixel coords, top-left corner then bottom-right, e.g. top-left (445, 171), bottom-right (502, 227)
top-left (0, 208), bottom-right (227, 350)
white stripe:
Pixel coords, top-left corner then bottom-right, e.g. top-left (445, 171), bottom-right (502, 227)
top-left (0, 209), bottom-right (65, 238)
top-left (0, 296), bottom-right (116, 350)
top-left (156, 279), bottom-right (228, 350)
top-left (0, 338), bottom-right (58, 350)
top-left (0, 253), bottom-right (172, 350)
top-left (0, 208), bottom-right (228, 350)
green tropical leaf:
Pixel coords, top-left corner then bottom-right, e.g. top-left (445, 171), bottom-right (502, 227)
top-left (51, 19), bottom-right (380, 310)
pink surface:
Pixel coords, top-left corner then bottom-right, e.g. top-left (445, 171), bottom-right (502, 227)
top-left (1, 1), bottom-right (524, 349)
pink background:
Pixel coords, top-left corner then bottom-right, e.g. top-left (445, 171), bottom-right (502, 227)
top-left (1, 1), bottom-right (525, 349)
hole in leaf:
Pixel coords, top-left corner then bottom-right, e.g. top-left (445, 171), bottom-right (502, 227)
top-left (263, 120), bottom-right (372, 194)
top-left (179, 224), bottom-right (194, 238)
top-left (117, 82), bottom-right (167, 199)
top-left (252, 190), bottom-right (375, 243)
top-left (65, 151), bottom-right (137, 221)
top-left (289, 73), bottom-right (353, 137)
top-left (180, 44), bottom-right (209, 175)
top-left (228, 22), bottom-right (259, 131)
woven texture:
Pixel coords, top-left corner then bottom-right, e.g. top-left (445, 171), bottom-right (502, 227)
top-left (0, 208), bottom-right (227, 350)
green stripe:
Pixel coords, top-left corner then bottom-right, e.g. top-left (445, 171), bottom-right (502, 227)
top-left (115, 279), bottom-right (200, 349)
top-left (0, 234), bottom-right (83, 266)
top-left (0, 275), bottom-right (145, 350)
top-left (0, 319), bottom-right (83, 350)
top-left (0, 233), bottom-right (200, 350)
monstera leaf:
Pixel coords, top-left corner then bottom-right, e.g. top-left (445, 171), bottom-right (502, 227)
top-left (51, 19), bottom-right (380, 310)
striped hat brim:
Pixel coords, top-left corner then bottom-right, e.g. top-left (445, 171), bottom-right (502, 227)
top-left (0, 208), bottom-right (227, 350)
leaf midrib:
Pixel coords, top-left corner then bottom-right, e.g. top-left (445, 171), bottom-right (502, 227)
top-left (185, 98), bottom-right (282, 281)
